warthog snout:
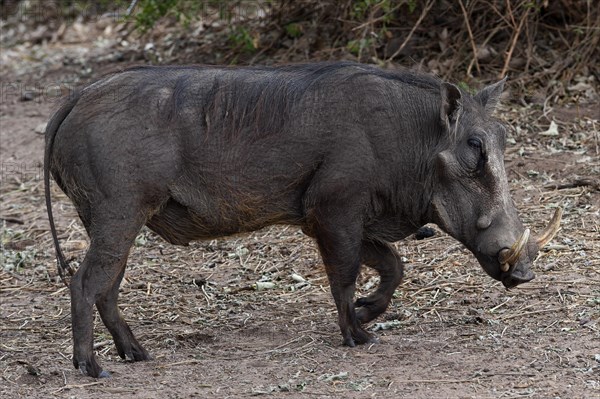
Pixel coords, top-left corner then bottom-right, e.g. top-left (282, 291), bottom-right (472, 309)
top-left (499, 208), bottom-right (563, 288)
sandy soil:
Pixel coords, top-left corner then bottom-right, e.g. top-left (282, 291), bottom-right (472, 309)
top-left (1, 31), bottom-right (599, 399)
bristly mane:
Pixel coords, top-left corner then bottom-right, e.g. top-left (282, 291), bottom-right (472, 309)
top-left (113, 62), bottom-right (444, 139)
top-left (123, 61), bottom-right (441, 90)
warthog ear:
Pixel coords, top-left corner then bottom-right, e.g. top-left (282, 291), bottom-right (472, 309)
top-left (440, 82), bottom-right (462, 129)
top-left (476, 76), bottom-right (507, 114)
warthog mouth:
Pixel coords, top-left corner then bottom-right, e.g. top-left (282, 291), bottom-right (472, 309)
top-left (500, 263), bottom-right (535, 289)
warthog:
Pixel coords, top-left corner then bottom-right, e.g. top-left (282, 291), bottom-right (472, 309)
top-left (44, 62), bottom-right (561, 378)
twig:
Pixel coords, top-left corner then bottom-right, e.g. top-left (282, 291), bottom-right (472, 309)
top-left (351, 2), bottom-right (404, 31)
top-left (505, 0), bottom-right (517, 27)
top-left (489, 296), bottom-right (513, 312)
top-left (524, 8), bottom-right (534, 74)
top-left (126, 0), bottom-right (138, 16)
top-left (499, 307), bottom-right (563, 321)
top-left (158, 359), bottom-right (202, 368)
top-left (393, 378), bottom-right (475, 384)
top-left (52, 381), bottom-right (105, 393)
top-left (93, 340), bottom-right (113, 350)
top-left (500, 5), bottom-right (530, 78)
top-left (458, 0), bottom-right (481, 75)
top-left (544, 179), bottom-right (599, 191)
top-left (387, 0), bottom-right (435, 62)
top-left (0, 216), bottom-right (24, 224)
top-left (467, 22), bottom-right (503, 78)
top-left (482, 372), bottom-right (536, 377)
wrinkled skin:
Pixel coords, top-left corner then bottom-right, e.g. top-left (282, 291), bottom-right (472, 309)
top-left (430, 80), bottom-right (536, 289)
top-left (45, 62), bottom-right (547, 378)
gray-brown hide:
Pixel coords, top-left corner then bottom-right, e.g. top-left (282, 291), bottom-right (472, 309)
top-left (44, 62), bottom-right (554, 378)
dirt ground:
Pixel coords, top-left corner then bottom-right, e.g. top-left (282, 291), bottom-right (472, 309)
top-left (1, 23), bottom-right (600, 399)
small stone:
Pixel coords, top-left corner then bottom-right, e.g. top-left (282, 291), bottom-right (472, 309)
top-left (540, 121), bottom-right (559, 136)
top-left (567, 82), bottom-right (592, 92)
top-left (235, 246), bottom-right (249, 258)
top-left (372, 320), bottom-right (401, 331)
top-left (543, 263), bottom-right (555, 272)
top-left (20, 92), bottom-right (35, 101)
top-left (253, 282), bottom-right (275, 291)
top-left (25, 364), bottom-right (41, 376)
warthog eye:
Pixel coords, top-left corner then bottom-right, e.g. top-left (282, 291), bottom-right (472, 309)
top-left (467, 137), bottom-right (482, 149)
top-left (466, 137), bottom-right (487, 172)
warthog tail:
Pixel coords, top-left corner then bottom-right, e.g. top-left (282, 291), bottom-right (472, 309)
top-left (44, 91), bottom-right (80, 287)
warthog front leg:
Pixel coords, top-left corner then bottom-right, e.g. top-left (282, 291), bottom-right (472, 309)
top-left (309, 206), bottom-right (378, 347)
top-left (355, 241), bottom-right (404, 324)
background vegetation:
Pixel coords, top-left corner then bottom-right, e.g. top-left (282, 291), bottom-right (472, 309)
top-left (2, 0), bottom-right (598, 93)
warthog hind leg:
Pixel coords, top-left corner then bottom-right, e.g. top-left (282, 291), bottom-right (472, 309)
top-left (70, 201), bottom-right (148, 378)
top-left (96, 268), bottom-right (151, 363)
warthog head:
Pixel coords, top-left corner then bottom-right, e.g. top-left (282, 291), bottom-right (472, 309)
top-left (431, 78), bottom-right (561, 288)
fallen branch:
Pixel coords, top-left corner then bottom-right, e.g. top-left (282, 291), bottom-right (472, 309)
top-left (544, 179), bottom-right (600, 191)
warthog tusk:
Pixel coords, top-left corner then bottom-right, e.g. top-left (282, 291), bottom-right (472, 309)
top-left (535, 207), bottom-right (563, 249)
top-left (499, 228), bottom-right (531, 271)
top-left (498, 208), bottom-right (563, 273)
